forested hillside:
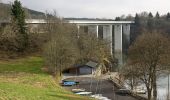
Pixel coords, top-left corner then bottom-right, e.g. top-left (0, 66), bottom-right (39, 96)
top-left (0, 3), bottom-right (45, 20)
top-left (115, 12), bottom-right (170, 43)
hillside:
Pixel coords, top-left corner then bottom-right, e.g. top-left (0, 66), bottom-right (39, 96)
top-left (0, 57), bottom-right (91, 100)
top-left (0, 3), bottom-right (115, 21)
top-left (0, 3), bottom-right (45, 20)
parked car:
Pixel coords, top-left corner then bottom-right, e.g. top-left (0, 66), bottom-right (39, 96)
top-left (115, 89), bottom-right (131, 96)
top-left (133, 88), bottom-right (146, 94)
top-left (61, 80), bottom-right (79, 86)
top-left (72, 88), bottom-right (85, 93)
top-left (75, 92), bottom-right (92, 96)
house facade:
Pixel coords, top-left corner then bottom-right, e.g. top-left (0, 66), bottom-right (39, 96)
top-left (63, 61), bottom-right (98, 75)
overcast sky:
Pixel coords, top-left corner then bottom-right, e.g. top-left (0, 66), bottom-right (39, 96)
top-left (2, 0), bottom-right (170, 19)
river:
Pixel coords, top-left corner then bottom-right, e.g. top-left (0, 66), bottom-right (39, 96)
top-left (157, 74), bottom-right (170, 100)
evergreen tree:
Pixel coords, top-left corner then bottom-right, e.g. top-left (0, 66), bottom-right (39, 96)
top-left (11, 0), bottom-right (28, 52)
top-left (155, 12), bottom-right (160, 19)
top-left (155, 12), bottom-right (160, 30)
top-left (148, 12), bottom-right (153, 18)
top-left (147, 12), bottom-right (154, 31)
top-left (134, 13), bottom-right (142, 32)
top-left (166, 12), bottom-right (170, 20)
top-left (132, 14), bottom-right (141, 42)
top-left (134, 14), bottom-right (140, 26)
top-left (115, 17), bottom-right (121, 21)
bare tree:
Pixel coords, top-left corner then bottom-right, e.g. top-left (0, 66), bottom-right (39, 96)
top-left (123, 31), bottom-right (170, 100)
top-left (121, 65), bottom-right (140, 90)
top-left (77, 33), bottom-right (112, 73)
top-left (44, 31), bottom-right (78, 76)
top-left (44, 11), bottom-right (114, 77)
top-left (43, 12), bottom-right (78, 76)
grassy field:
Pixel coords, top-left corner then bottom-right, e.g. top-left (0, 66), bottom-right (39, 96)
top-left (0, 57), bottom-right (91, 100)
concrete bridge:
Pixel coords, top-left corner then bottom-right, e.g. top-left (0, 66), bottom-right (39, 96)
top-left (0, 19), bottom-right (134, 65)
top-left (68, 20), bottom-right (134, 65)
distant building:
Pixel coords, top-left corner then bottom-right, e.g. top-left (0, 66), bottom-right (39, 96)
top-left (63, 61), bottom-right (98, 75)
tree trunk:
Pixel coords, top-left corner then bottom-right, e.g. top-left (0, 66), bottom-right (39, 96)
top-left (54, 66), bottom-right (57, 77)
top-left (148, 88), bottom-right (152, 100)
top-left (153, 67), bottom-right (157, 100)
top-left (130, 77), bottom-right (134, 90)
top-left (59, 60), bottom-right (62, 76)
top-left (130, 78), bottom-right (134, 90)
top-left (59, 65), bottom-right (62, 76)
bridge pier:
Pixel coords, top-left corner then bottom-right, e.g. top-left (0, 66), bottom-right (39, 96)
top-left (114, 24), bottom-right (123, 65)
top-left (73, 20), bottom-right (133, 65)
top-left (103, 25), bottom-right (113, 55)
top-left (96, 25), bottom-right (99, 38)
top-left (122, 24), bottom-right (130, 53)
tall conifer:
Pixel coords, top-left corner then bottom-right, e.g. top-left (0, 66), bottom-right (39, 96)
top-left (11, 0), bottom-right (28, 52)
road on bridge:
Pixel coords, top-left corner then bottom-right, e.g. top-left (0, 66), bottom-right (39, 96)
top-left (63, 77), bottom-right (138, 100)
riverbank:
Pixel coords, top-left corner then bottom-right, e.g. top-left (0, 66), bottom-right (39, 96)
top-left (109, 76), bottom-right (147, 100)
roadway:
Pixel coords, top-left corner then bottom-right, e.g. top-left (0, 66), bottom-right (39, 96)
top-left (63, 77), bottom-right (138, 100)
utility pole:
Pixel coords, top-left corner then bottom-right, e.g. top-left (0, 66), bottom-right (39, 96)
top-left (168, 73), bottom-right (169, 100)
top-left (113, 85), bottom-right (115, 100)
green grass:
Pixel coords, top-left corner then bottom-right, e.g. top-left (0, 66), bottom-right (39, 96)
top-left (0, 57), bottom-right (91, 100)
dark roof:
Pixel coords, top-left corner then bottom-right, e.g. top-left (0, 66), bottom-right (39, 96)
top-left (85, 61), bottom-right (98, 68)
top-left (64, 61), bottom-right (98, 70)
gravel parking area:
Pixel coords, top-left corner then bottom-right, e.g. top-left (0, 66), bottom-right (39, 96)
top-left (63, 77), bottom-right (138, 100)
